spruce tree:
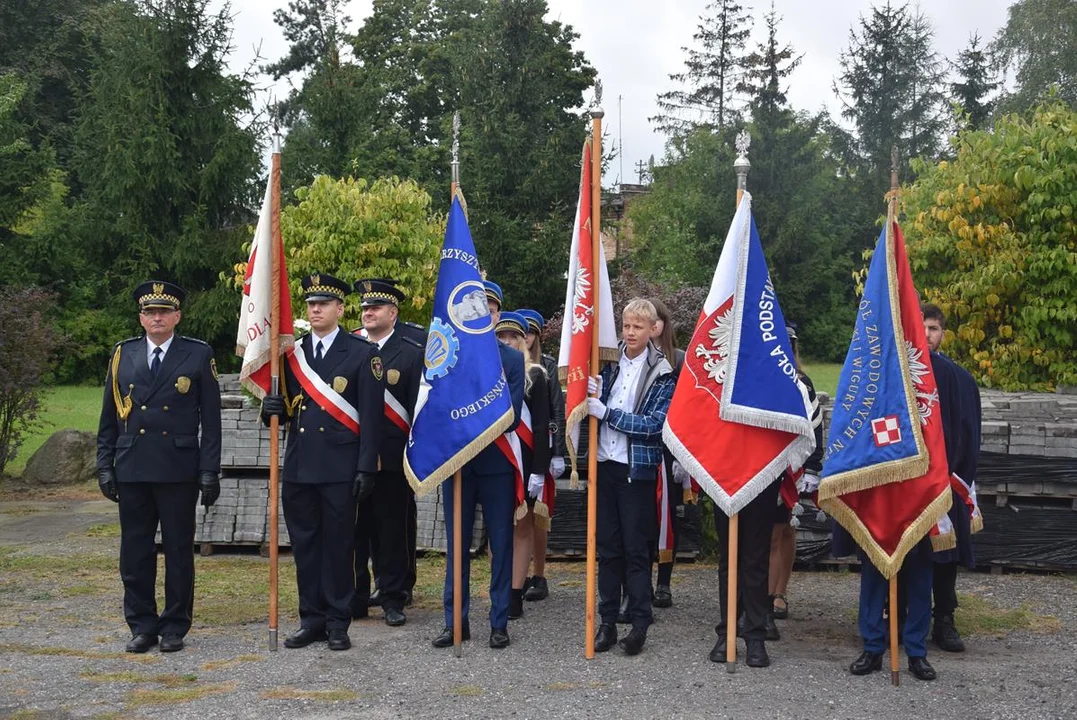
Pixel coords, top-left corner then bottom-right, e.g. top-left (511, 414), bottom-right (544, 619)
top-left (950, 33), bottom-right (997, 130)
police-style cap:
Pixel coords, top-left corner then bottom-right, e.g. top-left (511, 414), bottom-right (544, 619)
top-left (134, 280), bottom-right (185, 310)
top-left (483, 280), bottom-right (503, 309)
top-left (518, 308), bottom-right (544, 334)
top-left (356, 278), bottom-right (406, 308)
top-left (302, 273), bottom-right (350, 302)
top-left (496, 311), bottom-right (527, 337)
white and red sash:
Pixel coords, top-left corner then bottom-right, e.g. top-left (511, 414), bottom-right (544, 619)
top-left (285, 339), bottom-right (360, 435)
top-left (949, 471), bottom-right (983, 534)
top-left (385, 388), bottom-right (411, 433)
top-left (494, 431), bottom-right (526, 521)
top-left (657, 462), bottom-right (674, 563)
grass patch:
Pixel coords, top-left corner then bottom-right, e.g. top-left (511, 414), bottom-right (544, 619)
top-left (195, 556), bottom-right (299, 626)
top-left (448, 684), bottom-right (483, 696)
top-left (0, 506), bottom-right (43, 516)
top-left (956, 593), bottom-right (1061, 636)
top-left (85, 523), bottom-right (122, 538)
top-left (201, 654), bottom-right (263, 671)
top-left (260, 687), bottom-right (359, 701)
top-left (801, 361), bottom-right (842, 398)
top-left (6, 385), bottom-right (102, 477)
top-left (80, 670), bottom-right (195, 687)
top-left (0, 643), bottom-right (159, 664)
top-left (413, 554), bottom-right (491, 610)
top-left (126, 681), bottom-right (236, 708)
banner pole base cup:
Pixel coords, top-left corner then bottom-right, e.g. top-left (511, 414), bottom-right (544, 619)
top-left (891, 670), bottom-right (900, 686)
top-left (453, 643), bottom-right (462, 659)
top-left (268, 628), bottom-right (277, 652)
top-left (726, 661), bottom-right (736, 674)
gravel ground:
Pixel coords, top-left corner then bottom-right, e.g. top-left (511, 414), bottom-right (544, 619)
top-left (1, 501), bottom-right (1076, 720)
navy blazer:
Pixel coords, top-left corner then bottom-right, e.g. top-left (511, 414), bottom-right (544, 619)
top-left (372, 329), bottom-right (423, 473)
top-left (931, 351), bottom-right (980, 568)
top-left (97, 335), bottom-right (222, 483)
top-left (463, 342), bottom-right (525, 477)
top-left (280, 332), bottom-right (385, 484)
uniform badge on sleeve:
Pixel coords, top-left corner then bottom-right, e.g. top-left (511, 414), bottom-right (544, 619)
top-left (387, 368), bottom-right (400, 386)
top-left (371, 356), bottom-right (384, 382)
top-left (333, 376), bottom-right (348, 393)
top-left (175, 376), bottom-right (191, 394)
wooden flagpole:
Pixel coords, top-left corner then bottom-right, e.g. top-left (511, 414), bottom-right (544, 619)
top-left (725, 131), bottom-right (751, 672)
top-left (267, 131), bottom-right (283, 651)
top-left (584, 84), bottom-right (604, 660)
top-left (450, 111), bottom-right (464, 658)
top-left (888, 145), bottom-right (901, 687)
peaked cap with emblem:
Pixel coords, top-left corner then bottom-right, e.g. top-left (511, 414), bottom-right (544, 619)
top-left (134, 280), bottom-right (185, 310)
top-left (517, 308), bottom-right (544, 334)
top-left (356, 277), bottom-right (406, 308)
top-left (302, 272), bottom-right (350, 302)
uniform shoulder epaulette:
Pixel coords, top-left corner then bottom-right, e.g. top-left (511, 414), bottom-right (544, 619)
top-left (401, 335), bottom-right (424, 349)
top-left (400, 321), bottom-right (426, 331)
top-left (178, 335), bottom-right (210, 347)
top-left (113, 336), bottom-right (141, 350)
top-left (348, 332), bottom-right (374, 346)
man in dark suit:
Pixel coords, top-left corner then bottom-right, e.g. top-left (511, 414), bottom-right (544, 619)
top-left (261, 273), bottom-right (385, 651)
top-left (432, 279), bottom-right (525, 649)
top-left (96, 280), bottom-right (222, 654)
top-left (352, 278), bottom-right (423, 627)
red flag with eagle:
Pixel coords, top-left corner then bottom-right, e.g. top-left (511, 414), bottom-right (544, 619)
top-left (557, 139), bottom-right (617, 482)
top-left (236, 173), bottom-right (294, 398)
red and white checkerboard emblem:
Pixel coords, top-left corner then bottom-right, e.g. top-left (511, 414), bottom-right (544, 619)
top-left (872, 416), bottom-right (902, 447)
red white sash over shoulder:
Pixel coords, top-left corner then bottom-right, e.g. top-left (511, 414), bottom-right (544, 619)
top-left (385, 389), bottom-right (411, 433)
top-left (285, 337), bottom-right (360, 435)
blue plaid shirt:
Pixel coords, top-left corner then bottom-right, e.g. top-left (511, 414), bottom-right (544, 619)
top-left (598, 346), bottom-right (674, 481)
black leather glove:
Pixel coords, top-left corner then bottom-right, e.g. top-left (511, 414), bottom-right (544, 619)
top-left (97, 468), bottom-right (119, 503)
top-left (353, 472), bottom-right (376, 502)
top-left (261, 394), bottom-right (286, 426)
top-left (199, 471), bottom-right (220, 507)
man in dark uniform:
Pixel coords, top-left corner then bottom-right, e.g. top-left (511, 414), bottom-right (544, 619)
top-left (352, 278), bottom-right (423, 627)
top-left (261, 273), bottom-right (384, 651)
top-left (923, 303), bottom-right (981, 653)
top-left (432, 279), bottom-right (525, 650)
top-left (96, 280), bottom-right (221, 654)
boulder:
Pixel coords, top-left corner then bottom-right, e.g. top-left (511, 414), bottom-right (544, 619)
top-left (22, 429), bottom-right (96, 485)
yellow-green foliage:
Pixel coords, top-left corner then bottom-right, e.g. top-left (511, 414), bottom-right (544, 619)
top-left (282, 176), bottom-right (443, 325)
top-left (903, 101), bottom-right (1077, 390)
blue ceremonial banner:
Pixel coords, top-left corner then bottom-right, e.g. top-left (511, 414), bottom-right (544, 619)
top-left (404, 195), bottom-right (515, 496)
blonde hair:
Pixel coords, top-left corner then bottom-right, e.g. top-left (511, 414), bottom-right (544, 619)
top-left (499, 332), bottom-right (544, 395)
top-left (622, 297), bottom-right (658, 324)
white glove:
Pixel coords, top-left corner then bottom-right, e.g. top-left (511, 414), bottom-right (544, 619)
top-left (798, 473), bottom-right (821, 494)
top-left (550, 456), bottom-right (566, 478)
top-left (587, 375), bottom-right (603, 397)
top-left (587, 397), bottom-right (608, 419)
top-left (528, 474), bottom-right (545, 499)
top-left (672, 460), bottom-right (691, 488)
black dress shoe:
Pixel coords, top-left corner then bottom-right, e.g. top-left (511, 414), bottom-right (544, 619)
top-left (619, 627), bottom-right (647, 656)
top-left (523, 576), bottom-right (548, 601)
top-left (764, 611), bottom-right (781, 641)
top-left (908, 656), bottom-right (937, 681)
top-left (849, 650), bottom-right (883, 675)
top-left (709, 635), bottom-right (727, 663)
top-left (159, 633), bottom-right (184, 653)
top-left (932, 614), bottom-right (966, 653)
top-left (125, 633), bottom-right (157, 654)
top-left (327, 629), bottom-right (351, 651)
top-left (489, 627), bottom-right (510, 649)
top-left (432, 625), bottom-right (470, 648)
top-left (772, 593), bottom-right (789, 620)
top-left (283, 627), bottom-right (327, 649)
top-left (594, 623), bottom-right (617, 652)
top-left (653, 584), bottom-right (673, 609)
top-left (384, 608), bottom-right (406, 627)
top-left (745, 639), bottom-right (770, 667)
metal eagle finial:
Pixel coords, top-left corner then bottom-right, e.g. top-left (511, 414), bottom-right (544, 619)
top-left (451, 112), bottom-right (461, 166)
top-left (591, 79), bottom-right (604, 119)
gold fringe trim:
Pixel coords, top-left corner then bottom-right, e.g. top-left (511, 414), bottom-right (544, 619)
top-left (514, 501), bottom-right (528, 524)
top-left (819, 488), bottom-right (952, 579)
top-left (534, 500), bottom-right (551, 531)
top-left (931, 529), bottom-right (956, 552)
top-left (817, 453), bottom-right (928, 500)
top-left (565, 402), bottom-right (588, 491)
top-left (658, 549), bottom-right (674, 564)
top-left (971, 513), bottom-right (984, 534)
top-left (404, 407), bottom-right (515, 497)
top-left (110, 346), bottom-right (133, 421)
top-left (599, 347), bottom-right (620, 363)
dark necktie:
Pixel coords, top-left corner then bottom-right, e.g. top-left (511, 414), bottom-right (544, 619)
top-left (151, 347), bottom-right (162, 377)
top-left (314, 340), bottom-right (324, 366)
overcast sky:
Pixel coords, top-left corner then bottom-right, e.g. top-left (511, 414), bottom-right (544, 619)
top-left (219, 0), bottom-right (1015, 186)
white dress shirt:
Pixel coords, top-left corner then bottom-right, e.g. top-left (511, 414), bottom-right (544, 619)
top-left (596, 349), bottom-right (647, 464)
top-left (310, 325), bottom-right (341, 356)
top-left (370, 328), bottom-right (394, 350)
top-left (146, 335), bottom-right (175, 368)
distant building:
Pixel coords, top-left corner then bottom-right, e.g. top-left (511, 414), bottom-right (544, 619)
top-left (602, 183), bottom-right (651, 260)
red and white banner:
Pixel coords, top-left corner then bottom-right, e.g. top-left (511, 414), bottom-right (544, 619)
top-left (656, 462), bottom-right (674, 563)
top-left (285, 336), bottom-right (360, 435)
top-left (557, 139), bottom-right (617, 473)
top-left (236, 171), bottom-right (294, 398)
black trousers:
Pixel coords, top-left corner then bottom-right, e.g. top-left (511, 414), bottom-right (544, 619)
top-left (354, 470), bottom-right (411, 611)
top-left (714, 480), bottom-right (780, 641)
top-left (933, 561), bottom-right (959, 618)
top-left (597, 461), bottom-right (656, 631)
top-left (282, 481), bottom-right (356, 632)
top-left (118, 481), bottom-right (199, 637)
